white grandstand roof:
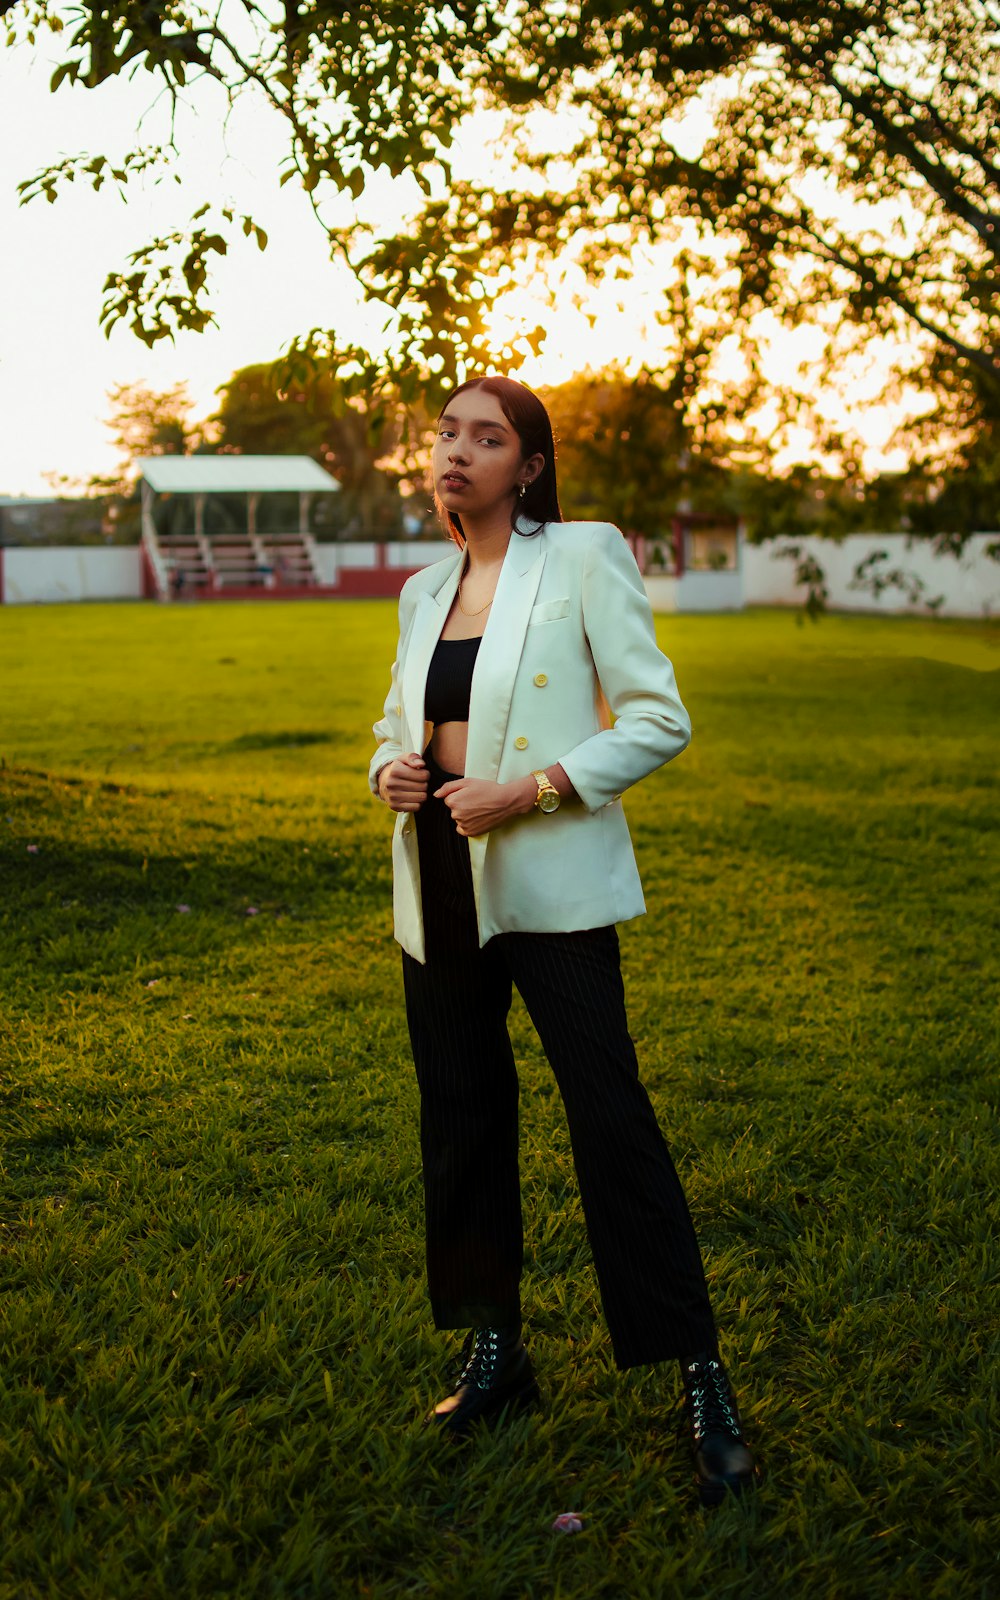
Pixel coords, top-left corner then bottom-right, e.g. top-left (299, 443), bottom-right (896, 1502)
top-left (137, 455), bottom-right (340, 494)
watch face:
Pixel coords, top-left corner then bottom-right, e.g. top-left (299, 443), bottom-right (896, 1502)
top-left (538, 789), bottom-right (561, 813)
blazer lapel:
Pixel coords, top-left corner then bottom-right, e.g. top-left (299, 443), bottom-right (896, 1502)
top-left (401, 554), bottom-right (463, 752)
top-left (465, 522), bottom-right (547, 782)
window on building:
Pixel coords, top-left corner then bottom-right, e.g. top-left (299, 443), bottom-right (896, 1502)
top-left (686, 526), bottom-right (738, 571)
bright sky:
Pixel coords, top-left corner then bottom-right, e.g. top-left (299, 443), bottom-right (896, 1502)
top-left (0, 16), bottom-right (927, 497)
top-left (0, 24), bottom-right (392, 495)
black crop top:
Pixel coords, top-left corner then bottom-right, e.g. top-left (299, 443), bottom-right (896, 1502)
top-left (424, 635), bottom-right (481, 725)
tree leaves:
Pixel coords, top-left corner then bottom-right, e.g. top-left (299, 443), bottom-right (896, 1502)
top-left (17, 148), bottom-right (169, 206)
top-left (12, 0), bottom-right (1000, 536)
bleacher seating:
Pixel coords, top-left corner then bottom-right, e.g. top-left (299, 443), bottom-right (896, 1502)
top-left (137, 455), bottom-right (337, 601)
top-left (156, 533), bottom-right (211, 594)
top-left (257, 532), bottom-right (318, 587)
top-left (211, 536), bottom-right (267, 588)
top-left (145, 525), bottom-right (321, 598)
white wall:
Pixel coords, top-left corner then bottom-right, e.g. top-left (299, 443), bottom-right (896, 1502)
top-left (644, 570), bottom-right (747, 612)
top-left (2, 546), bottom-right (141, 604)
top-left (676, 568), bottom-right (745, 612)
top-left (742, 532), bottom-right (999, 618)
top-left (644, 575), bottom-right (678, 612)
top-left (311, 541), bottom-right (447, 584)
top-left (310, 542), bottom-right (374, 583)
top-left (386, 541), bottom-right (451, 569)
top-left (6, 533), bottom-right (996, 617)
top-left (1, 541), bottom-right (448, 600)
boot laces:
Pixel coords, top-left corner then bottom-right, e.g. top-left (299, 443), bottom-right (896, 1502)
top-left (685, 1357), bottom-right (741, 1442)
top-left (456, 1328), bottom-right (505, 1391)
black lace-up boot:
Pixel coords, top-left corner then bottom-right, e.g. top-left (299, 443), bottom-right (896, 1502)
top-left (426, 1322), bottom-right (540, 1439)
top-left (680, 1351), bottom-right (759, 1506)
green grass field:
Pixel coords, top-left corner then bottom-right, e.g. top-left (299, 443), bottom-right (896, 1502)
top-left (1, 600), bottom-right (997, 1600)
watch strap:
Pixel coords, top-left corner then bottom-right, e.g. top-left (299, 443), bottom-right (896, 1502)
top-left (532, 769), bottom-right (560, 810)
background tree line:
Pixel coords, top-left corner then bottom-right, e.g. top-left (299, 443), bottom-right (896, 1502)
top-left (9, 0), bottom-right (998, 556)
top-left (28, 349), bottom-right (944, 560)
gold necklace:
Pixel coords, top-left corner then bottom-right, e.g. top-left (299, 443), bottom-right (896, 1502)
top-left (456, 563), bottom-right (496, 617)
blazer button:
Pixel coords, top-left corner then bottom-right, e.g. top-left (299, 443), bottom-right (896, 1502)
top-left (514, 735), bottom-right (529, 750)
top-left (395, 702), bottom-right (402, 716)
top-left (533, 673), bottom-right (548, 687)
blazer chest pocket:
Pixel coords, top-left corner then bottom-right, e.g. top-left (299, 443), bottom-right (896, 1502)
top-left (529, 597), bottom-right (571, 625)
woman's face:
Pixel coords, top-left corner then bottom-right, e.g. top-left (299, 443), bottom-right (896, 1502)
top-left (432, 387), bottom-right (541, 521)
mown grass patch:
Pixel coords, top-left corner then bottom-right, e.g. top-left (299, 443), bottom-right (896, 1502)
top-left (1, 601), bottom-right (997, 1599)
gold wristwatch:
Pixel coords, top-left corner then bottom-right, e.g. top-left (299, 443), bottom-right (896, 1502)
top-left (532, 770), bottom-right (561, 814)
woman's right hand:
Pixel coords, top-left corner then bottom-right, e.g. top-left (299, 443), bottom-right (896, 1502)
top-left (378, 753), bottom-right (430, 812)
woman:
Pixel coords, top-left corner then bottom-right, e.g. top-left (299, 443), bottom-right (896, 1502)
top-left (369, 376), bottom-right (758, 1505)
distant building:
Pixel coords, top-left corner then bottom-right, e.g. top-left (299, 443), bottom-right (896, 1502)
top-left (0, 497), bottom-right (56, 544)
top-left (634, 510), bottom-right (745, 612)
top-left (0, 495), bottom-right (111, 545)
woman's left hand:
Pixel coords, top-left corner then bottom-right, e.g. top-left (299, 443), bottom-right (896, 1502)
top-left (434, 776), bottom-right (534, 837)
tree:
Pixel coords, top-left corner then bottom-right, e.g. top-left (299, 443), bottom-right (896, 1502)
top-left (540, 345), bottom-right (755, 537)
top-left (9, 2), bottom-right (999, 547)
top-left (208, 363), bottom-right (416, 538)
top-left (52, 363), bottom-right (435, 541)
top-left (49, 381), bottom-right (198, 542)
top-left (544, 369), bottom-right (701, 534)
top-left (103, 380), bottom-right (194, 469)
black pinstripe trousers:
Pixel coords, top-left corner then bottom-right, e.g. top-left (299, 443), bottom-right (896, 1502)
top-left (401, 754), bottom-right (719, 1369)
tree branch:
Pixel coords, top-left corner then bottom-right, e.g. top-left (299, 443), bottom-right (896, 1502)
top-left (829, 78), bottom-right (1000, 250)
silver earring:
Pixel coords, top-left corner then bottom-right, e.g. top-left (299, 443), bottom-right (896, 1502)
top-left (518, 483), bottom-right (526, 498)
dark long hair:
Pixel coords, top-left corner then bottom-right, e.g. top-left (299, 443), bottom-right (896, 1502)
top-left (434, 376), bottom-right (563, 548)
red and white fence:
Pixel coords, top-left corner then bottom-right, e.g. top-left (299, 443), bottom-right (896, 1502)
top-left (1, 535), bottom-right (996, 617)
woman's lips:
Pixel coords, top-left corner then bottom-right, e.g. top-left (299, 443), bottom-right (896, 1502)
top-left (441, 473), bottom-right (469, 489)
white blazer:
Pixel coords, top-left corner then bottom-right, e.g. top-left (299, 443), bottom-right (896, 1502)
top-left (369, 516), bottom-right (691, 963)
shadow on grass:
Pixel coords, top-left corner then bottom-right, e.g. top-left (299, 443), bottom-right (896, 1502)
top-left (1, 767), bottom-right (390, 985)
top-left (214, 730), bottom-right (334, 753)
